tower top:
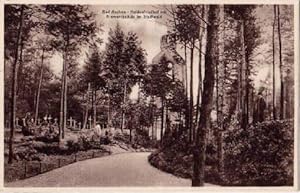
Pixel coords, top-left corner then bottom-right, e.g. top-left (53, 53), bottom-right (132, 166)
top-left (160, 34), bottom-right (176, 50)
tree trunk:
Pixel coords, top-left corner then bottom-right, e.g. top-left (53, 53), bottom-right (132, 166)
top-left (83, 83), bottom-right (90, 129)
top-left (195, 5), bottom-right (205, 129)
top-left (190, 40), bottom-right (195, 142)
top-left (121, 81), bottom-right (127, 131)
top-left (129, 121), bottom-right (132, 142)
top-left (151, 97), bottom-right (155, 140)
top-left (154, 116), bottom-right (157, 140)
top-left (277, 5), bottom-right (284, 120)
top-left (216, 4), bottom-right (225, 177)
top-left (91, 88), bottom-right (94, 127)
top-left (184, 43), bottom-right (190, 137)
top-left (59, 57), bottom-right (65, 140)
top-left (9, 5), bottom-right (24, 164)
top-left (160, 97), bottom-right (164, 143)
top-left (244, 35), bottom-right (250, 125)
top-left (272, 5), bottom-right (277, 120)
top-left (17, 38), bottom-right (24, 97)
top-left (60, 37), bottom-right (69, 140)
top-left (240, 19), bottom-right (247, 129)
top-left (92, 89), bottom-right (97, 128)
top-left (184, 43), bottom-right (188, 97)
top-left (192, 5), bottom-right (219, 186)
top-left (34, 48), bottom-right (45, 126)
top-left (107, 91), bottom-right (112, 128)
top-left (63, 47), bottom-right (68, 138)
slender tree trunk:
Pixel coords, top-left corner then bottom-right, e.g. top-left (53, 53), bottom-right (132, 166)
top-left (63, 47), bottom-right (68, 138)
top-left (83, 83), bottom-right (90, 129)
top-left (17, 38), bottom-right (24, 96)
top-left (184, 43), bottom-right (188, 97)
top-left (107, 91), bottom-right (112, 128)
top-left (184, 43), bottom-right (190, 137)
top-left (244, 38), bottom-right (250, 125)
top-left (34, 48), bottom-right (45, 126)
top-left (192, 5), bottom-right (219, 186)
top-left (272, 5), bottom-right (277, 120)
top-left (151, 97), bottom-right (155, 140)
top-left (9, 5), bottom-right (24, 164)
top-left (60, 37), bottom-right (69, 140)
top-left (91, 88), bottom-right (94, 127)
top-left (33, 59), bottom-right (38, 110)
top-left (195, 5), bottom-right (205, 129)
top-left (251, 87), bottom-right (255, 122)
top-left (277, 5), bottom-right (284, 120)
top-left (129, 123), bottom-right (132, 142)
top-left (216, 4), bottom-right (225, 178)
top-left (160, 97), bottom-right (164, 143)
top-left (165, 103), bottom-right (169, 134)
top-left (61, 9), bottom-right (72, 138)
top-left (93, 90), bottom-right (97, 128)
top-left (190, 40), bottom-right (195, 142)
top-left (59, 57), bottom-right (65, 140)
top-left (216, 48), bottom-right (219, 126)
top-left (240, 19), bottom-right (247, 128)
top-left (121, 81), bottom-right (127, 131)
top-left (237, 22), bottom-right (242, 124)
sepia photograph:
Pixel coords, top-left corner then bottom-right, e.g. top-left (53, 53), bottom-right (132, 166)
top-left (1, 0), bottom-right (298, 190)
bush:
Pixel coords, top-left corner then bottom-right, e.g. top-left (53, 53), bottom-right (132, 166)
top-left (78, 135), bottom-right (93, 150)
top-left (113, 132), bottom-right (129, 143)
top-left (223, 120), bottom-right (293, 186)
top-left (34, 125), bottom-right (59, 143)
top-left (66, 139), bottom-right (81, 153)
top-left (32, 141), bottom-right (63, 155)
top-left (100, 135), bottom-right (112, 145)
top-left (65, 135), bottom-right (95, 152)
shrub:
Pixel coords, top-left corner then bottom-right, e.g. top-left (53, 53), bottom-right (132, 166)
top-left (113, 132), bottom-right (130, 143)
top-left (100, 135), bottom-right (112, 145)
top-left (66, 139), bottom-right (81, 153)
top-left (32, 141), bottom-right (63, 155)
top-left (223, 119), bottom-right (293, 186)
top-left (34, 125), bottom-right (59, 143)
top-left (78, 135), bottom-right (92, 150)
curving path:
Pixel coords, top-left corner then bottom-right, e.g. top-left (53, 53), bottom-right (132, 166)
top-left (6, 152), bottom-right (215, 187)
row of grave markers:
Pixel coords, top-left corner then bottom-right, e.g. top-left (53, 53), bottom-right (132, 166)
top-left (5, 115), bottom-right (95, 130)
top-left (67, 116), bottom-right (95, 130)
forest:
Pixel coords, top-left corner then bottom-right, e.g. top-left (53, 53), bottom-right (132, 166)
top-left (4, 4), bottom-right (294, 186)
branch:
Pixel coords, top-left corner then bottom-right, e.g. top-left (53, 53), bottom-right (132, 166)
top-left (190, 5), bottom-right (211, 26)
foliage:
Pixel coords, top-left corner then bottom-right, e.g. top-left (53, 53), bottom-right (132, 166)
top-left (81, 44), bottom-right (106, 91)
top-left (44, 5), bottom-right (98, 52)
top-left (223, 120), bottom-right (293, 185)
top-left (142, 57), bottom-right (173, 98)
top-left (170, 5), bottom-right (201, 45)
top-left (148, 129), bottom-right (219, 182)
top-left (103, 24), bottom-right (147, 109)
top-left (66, 135), bottom-right (94, 152)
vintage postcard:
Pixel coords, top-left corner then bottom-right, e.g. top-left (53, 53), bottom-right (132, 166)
top-left (1, 0), bottom-right (299, 192)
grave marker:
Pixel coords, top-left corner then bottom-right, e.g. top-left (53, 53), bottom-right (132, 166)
top-left (54, 118), bottom-right (58, 125)
top-left (68, 117), bottom-right (73, 127)
top-left (88, 116), bottom-right (92, 129)
top-left (15, 117), bottom-right (19, 126)
top-left (73, 120), bottom-right (77, 129)
top-left (48, 115), bottom-right (52, 123)
top-left (22, 118), bottom-right (26, 126)
top-left (37, 118), bottom-right (41, 125)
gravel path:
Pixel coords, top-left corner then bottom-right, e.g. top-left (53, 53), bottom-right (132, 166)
top-left (6, 152), bottom-right (215, 187)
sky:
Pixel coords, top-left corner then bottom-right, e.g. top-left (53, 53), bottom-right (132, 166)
top-left (50, 5), bottom-right (169, 100)
top-left (48, 5), bottom-right (294, 101)
top-left (50, 5), bottom-right (169, 75)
